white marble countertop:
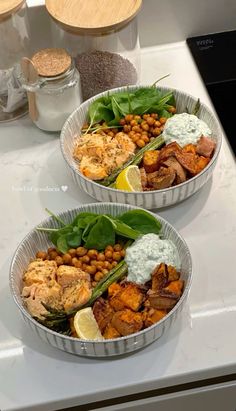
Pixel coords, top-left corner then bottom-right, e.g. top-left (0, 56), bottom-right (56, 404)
top-left (0, 41), bottom-right (236, 411)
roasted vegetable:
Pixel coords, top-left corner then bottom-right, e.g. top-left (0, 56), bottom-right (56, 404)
top-left (143, 150), bottom-right (160, 173)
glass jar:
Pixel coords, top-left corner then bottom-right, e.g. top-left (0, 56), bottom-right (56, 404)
top-left (0, 0), bottom-right (30, 122)
top-left (45, 0), bottom-right (142, 101)
top-left (22, 48), bottom-right (82, 132)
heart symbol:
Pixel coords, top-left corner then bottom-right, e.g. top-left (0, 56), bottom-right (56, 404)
top-left (61, 185), bottom-right (68, 192)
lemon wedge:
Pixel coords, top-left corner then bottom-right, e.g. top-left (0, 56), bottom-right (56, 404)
top-left (116, 165), bottom-right (142, 192)
top-left (73, 307), bottom-right (103, 341)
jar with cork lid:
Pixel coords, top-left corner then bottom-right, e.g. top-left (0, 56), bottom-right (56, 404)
top-left (21, 48), bottom-right (82, 132)
top-left (45, 0), bottom-right (142, 101)
top-left (0, 0), bottom-right (30, 122)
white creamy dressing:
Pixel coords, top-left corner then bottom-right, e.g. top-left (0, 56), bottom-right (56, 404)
top-left (125, 233), bottom-right (180, 285)
top-left (162, 113), bottom-right (212, 146)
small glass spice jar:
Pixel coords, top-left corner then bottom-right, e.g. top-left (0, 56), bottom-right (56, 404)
top-left (22, 48), bottom-right (82, 132)
top-left (45, 0), bottom-right (142, 101)
top-left (0, 0), bottom-right (30, 122)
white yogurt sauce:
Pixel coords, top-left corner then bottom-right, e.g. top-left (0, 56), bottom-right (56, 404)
top-left (125, 233), bottom-right (180, 285)
top-left (162, 113), bottom-right (212, 146)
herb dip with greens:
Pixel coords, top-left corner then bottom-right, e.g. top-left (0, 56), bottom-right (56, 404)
top-left (162, 113), bottom-right (212, 146)
top-left (125, 233), bottom-right (180, 285)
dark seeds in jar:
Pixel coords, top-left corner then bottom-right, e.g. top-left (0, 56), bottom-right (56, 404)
top-left (76, 50), bottom-right (137, 101)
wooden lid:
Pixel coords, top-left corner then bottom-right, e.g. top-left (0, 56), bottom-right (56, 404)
top-left (0, 0), bottom-right (25, 21)
top-left (31, 48), bottom-right (72, 77)
top-left (45, 0), bottom-right (142, 34)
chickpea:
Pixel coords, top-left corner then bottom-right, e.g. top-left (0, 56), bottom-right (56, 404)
top-left (87, 249), bottom-right (98, 259)
top-left (114, 244), bottom-right (122, 252)
top-left (81, 255), bottom-right (90, 264)
top-left (119, 118), bottom-right (126, 126)
top-left (62, 253), bottom-right (72, 265)
top-left (48, 247), bottom-right (56, 253)
top-left (96, 261), bottom-right (104, 269)
top-left (123, 124), bottom-right (131, 133)
top-left (97, 253), bottom-right (105, 261)
top-left (82, 264), bottom-right (90, 272)
top-left (132, 125), bottom-right (142, 133)
top-left (120, 249), bottom-right (126, 257)
top-left (160, 125), bottom-right (165, 131)
top-left (105, 245), bottom-right (113, 253)
top-left (134, 115), bottom-right (141, 121)
top-left (55, 256), bottom-right (63, 266)
top-left (129, 130), bottom-right (136, 138)
top-left (103, 261), bottom-right (111, 269)
top-left (108, 131), bottom-right (114, 137)
top-left (151, 113), bottom-right (158, 119)
top-left (76, 247), bottom-right (87, 257)
top-left (92, 281), bottom-right (97, 288)
top-left (154, 120), bottom-right (161, 128)
top-left (142, 135), bottom-right (150, 143)
top-left (71, 258), bottom-right (82, 268)
top-left (111, 261), bottom-right (118, 268)
top-left (95, 272), bottom-right (104, 282)
top-left (113, 252), bottom-right (122, 262)
top-left (153, 127), bottom-right (161, 136)
top-left (132, 134), bottom-right (140, 143)
top-left (36, 251), bottom-right (47, 260)
top-left (86, 265), bottom-right (97, 275)
top-left (159, 117), bottom-right (167, 124)
top-left (102, 269), bottom-right (109, 275)
top-left (146, 116), bottom-right (155, 126)
top-left (141, 122), bottom-right (149, 131)
top-left (105, 250), bottom-right (113, 260)
top-left (48, 250), bottom-right (58, 260)
top-left (136, 139), bottom-right (146, 148)
top-left (168, 106), bottom-right (176, 113)
top-left (130, 119), bottom-right (137, 127)
top-left (142, 114), bottom-right (149, 120)
top-left (90, 260), bottom-right (98, 266)
top-left (68, 248), bottom-right (76, 257)
top-left (125, 114), bottom-right (133, 122)
top-left (106, 262), bottom-right (112, 270)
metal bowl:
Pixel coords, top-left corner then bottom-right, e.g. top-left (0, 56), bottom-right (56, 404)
top-left (10, 203), bottom-right (192, 357)
top-left (60, 85), bottom-right (222, 209)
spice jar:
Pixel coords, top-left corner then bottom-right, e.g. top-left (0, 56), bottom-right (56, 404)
top-left (0, 0), bottom-right (30, 122)
top-left (45, 0), bottom-right (142, 101)
top-left (22, 48), bottom-right (82, 132)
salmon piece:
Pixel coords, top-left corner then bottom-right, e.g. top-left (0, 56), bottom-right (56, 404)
top-left (165, 280), bottom-right (184, 297)
top-left (73, 132), bottom-right (135, 181)
top-left (111, 309), bottom-right (143, 336)
top-left (93, 298), bottom-right (114, 333)
top-left (62, 279), bottom-right (92, 312)
top-left (57, 265), bottom-right (90, 288)
top-left (23, 259), bottom-right (57, 286)
top-left (143, 308), bottom-right (166, 328)
top-left (103, 324), bottom-right (121, 339)
top-left (22, 280), bottom-right (63, 319)
top-left (109, 283), bottom-right (145, 312)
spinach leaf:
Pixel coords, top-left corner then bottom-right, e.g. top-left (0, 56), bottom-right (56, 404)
top-left (118, 209), bottom-right (162, 235)
top-left (66, 228), bottom-right (82, 248)
top-left (84, 216), bottom-right (115, 250)
top-left (72, 212), bottom-right (98, 229)
top-left (57, 235), bottom-right (69, 254)
top-left (105, 216), bottom-right (141, 240)
top-left (82, 216), bottom-right (100, 242)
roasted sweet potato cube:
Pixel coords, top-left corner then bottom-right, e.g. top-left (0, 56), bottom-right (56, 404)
top-left (151, 263), bottom-right (168, 291)
top-left (164, 280), bottom-right (184, 297)
top-left (93, 298), bottom-right (114, 333)
top-left (111, 309), bottom-right (143, 336)
top-left (182, 144), bottom-right (197, 155)
top-left (143, 150), bottom-right (160, 173)
top-left (144, 308), bottom-right (167, 328)
top-left (110, 283), bottom-right (144, 312)
top-left (108, 282), bottom-right (122, 298)
top-left (167, 265), bottom-right (180, 282)
top-left (103, 323), bottom-right (121, 339)
top-left (148, 289), bottom-right (179, 310)
top-left (194, 155), bottom-right (210, 174)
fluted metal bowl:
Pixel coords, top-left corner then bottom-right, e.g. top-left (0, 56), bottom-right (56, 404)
top-left (10, 203), bottom-right (192, 357)
top-left (60, 85), bottom-right (222, 209)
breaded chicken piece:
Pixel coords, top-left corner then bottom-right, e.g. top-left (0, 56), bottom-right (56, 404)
top-left (62, 280), bottom-right (92, 312)
top-left (23, 259), bottom-right (57, 286)
top-left (22, 280), bottom-right (63, 319)
top-left (109, 283), bottom-right (145, 312)
top-left (57, 265), bottom-right (90, 288)
top-left (93, 298), bottom-right (114, 334)
top-left (111, 309), bottom-right (143, 336)
top-left (103, 324), bottom-right (121, 339)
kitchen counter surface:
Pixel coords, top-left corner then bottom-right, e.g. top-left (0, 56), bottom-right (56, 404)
top-left (0, 41), bottom-right (236, 411)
